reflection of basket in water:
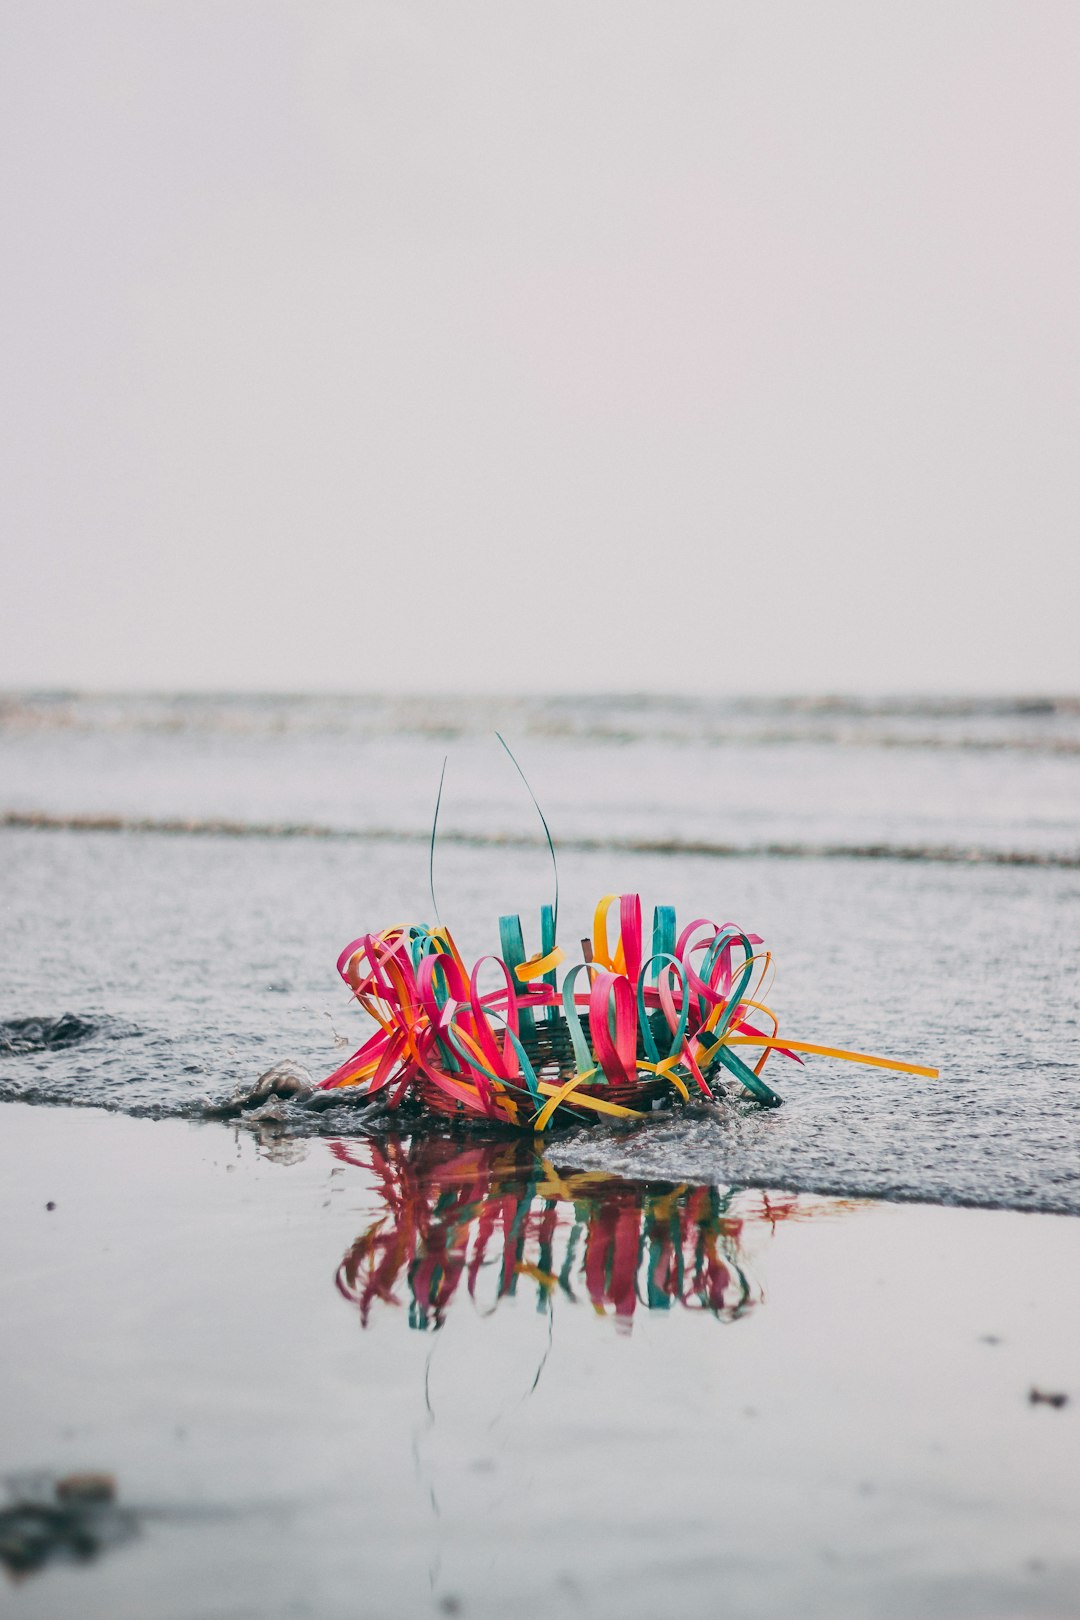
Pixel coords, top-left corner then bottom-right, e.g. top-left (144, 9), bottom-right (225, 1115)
top-left (318, 892), bottom-right (937, 1130)
top-left (331, 1134), bottom-right (772, 1330)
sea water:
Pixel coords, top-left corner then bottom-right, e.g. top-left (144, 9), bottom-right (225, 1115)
top-left (2, 690), bottom-right (1078, 1213)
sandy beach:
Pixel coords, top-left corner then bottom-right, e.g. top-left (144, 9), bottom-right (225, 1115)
top-left (3, 1100), bottom-right (1079, 1619)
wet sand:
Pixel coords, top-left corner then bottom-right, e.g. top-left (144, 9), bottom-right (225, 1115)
top-left (2, 1102), bottom-right (1078, 1620)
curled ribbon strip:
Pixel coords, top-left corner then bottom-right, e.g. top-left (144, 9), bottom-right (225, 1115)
top-left (319, 897), bottom-right (938, 1131)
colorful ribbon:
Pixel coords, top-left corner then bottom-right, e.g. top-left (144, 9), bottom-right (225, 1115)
top-left (318, 895), bottom-right (938, 1130)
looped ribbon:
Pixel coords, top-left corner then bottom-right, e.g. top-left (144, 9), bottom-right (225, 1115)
top-left (319, 895), bottom-right (938, 1129)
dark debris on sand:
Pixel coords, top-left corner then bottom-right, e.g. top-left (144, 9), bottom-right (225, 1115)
top-left (0, 1473), bottom-right (136, 1579)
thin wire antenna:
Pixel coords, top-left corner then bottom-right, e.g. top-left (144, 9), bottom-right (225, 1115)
top-left (429, 755), bottom-right (447, 926)
top-left (495, 732), bottom-right (559, 936)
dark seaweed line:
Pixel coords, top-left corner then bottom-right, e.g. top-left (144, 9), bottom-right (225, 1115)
top-left (4, 810), bottom-right (1079, 869)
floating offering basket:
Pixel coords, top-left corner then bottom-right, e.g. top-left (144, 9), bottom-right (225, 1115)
top-left (320, 741), bottom-right (936, 1129)
top-left (319, 894), bottom-right (938, 1130)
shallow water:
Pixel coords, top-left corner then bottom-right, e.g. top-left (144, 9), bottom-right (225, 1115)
top-left (3, 1106), bottom-right (1079, 1620)
top-left (4, 690), bottom-right (1080, 858)
top-left (1, 691), bottom-right (1078, 1212)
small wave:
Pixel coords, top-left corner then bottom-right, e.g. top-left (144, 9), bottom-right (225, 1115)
top-left (4, 810), bottom-right (1078, 868)
top-left (3, 691), bottom-right (1080, 754)
top-left (0, 1014), bottom-right (98, 1056)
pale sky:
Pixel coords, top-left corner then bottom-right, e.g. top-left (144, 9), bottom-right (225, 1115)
top-left (2, 2), bottom-right (1078, 693)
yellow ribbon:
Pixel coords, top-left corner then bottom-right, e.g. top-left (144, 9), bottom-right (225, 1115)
top-left (514, 946), bottom-right (565, 983)
top-left (711, 1034), bottom-right (938, 1079)
top-left (534, 1077), bottom-right (644, 1128)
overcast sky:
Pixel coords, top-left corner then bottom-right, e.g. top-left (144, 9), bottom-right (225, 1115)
top-left (2, 2), bottom-right (1078, 693)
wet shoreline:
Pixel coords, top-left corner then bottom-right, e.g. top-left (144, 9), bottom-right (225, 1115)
top-left (3, 1101), bottom-right (1078, 1619)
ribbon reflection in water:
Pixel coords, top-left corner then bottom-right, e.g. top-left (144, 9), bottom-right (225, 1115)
top-left (333, 1136), bottom-right (846, 1332)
